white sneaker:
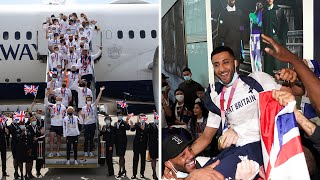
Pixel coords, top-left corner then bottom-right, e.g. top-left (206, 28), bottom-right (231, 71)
top-left (74, 160), bottom-right (79, 165)
top-left (89, 152), bottom-right (94, 157)
top-left (84, 152), bottom-right (88, 157)
top-left (56, 152), bottom-right (61, 157)
top-left (66, 160), bottom-right (70, 165)
top-left (48, 152), bottom-right (54, 157)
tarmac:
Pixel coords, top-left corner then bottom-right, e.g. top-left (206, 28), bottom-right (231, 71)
top-left (0, 114), bottom-right (159, 180)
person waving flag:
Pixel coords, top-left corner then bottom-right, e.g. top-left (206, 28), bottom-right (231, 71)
top-left (259, 91), bottom-right (309, 180)
top-left (24, 84), bottom-right (39, 97)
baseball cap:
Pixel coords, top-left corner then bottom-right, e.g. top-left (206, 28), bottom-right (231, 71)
top-left (162, 134), bottom-right (194, 163)
top-left (162, 73), bottom-right (169, 79)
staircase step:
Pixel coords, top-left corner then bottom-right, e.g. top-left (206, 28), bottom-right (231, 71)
top-left (45, 163), bottom-right (98, 168)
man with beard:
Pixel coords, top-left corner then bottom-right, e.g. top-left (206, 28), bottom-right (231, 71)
top-left (163, 46), bottom-right (297, 179)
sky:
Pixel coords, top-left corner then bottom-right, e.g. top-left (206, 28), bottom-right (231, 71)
top-left (0, 0), bottom-right (159, 4)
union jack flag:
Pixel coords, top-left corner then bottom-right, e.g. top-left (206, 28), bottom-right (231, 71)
top-left (14, 111), bottom-right (25, 123)
top-left (116, 100), bottom-right (128, 109)
top-left (0, 114), bottom-right (7, 125)
top-left (153, 111), bottom-right (159, 120)
top-left (128, 113), bottom-right (134, 117)
top-left (259, 91), bottom-right (309, 180)
top-left (24, 84), bottom-right (39, 97)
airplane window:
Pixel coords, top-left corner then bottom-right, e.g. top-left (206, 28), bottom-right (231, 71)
top-left (129, 30), bottom-right (134, 39)
top-left (106, 30), bottom-right (112, 39)
top-left (15, 31), bottom-right (20, 40)
top-left (151, 30), bottom-right (157, 38)
top-left (3, 32), bottom-right (8, 40)
top-left (140, 30), bottom-right (146, 39)
top-left (117, 31), bottom-right (123, 39)
top-left (26, 31), bottom-right (32, 40)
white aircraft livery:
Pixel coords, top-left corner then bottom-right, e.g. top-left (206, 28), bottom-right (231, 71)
top-left (0, 0), bottom-right (158, 101)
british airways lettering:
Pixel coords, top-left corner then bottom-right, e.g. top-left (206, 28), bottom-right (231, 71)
top-left (0, 44), bottom-right (37, 60)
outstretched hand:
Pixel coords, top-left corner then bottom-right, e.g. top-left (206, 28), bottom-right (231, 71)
top-left (262, 34), bottom-right (301, 63)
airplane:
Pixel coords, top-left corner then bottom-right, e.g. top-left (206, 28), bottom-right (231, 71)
top-left (0, 0), bottom-right (159, 106)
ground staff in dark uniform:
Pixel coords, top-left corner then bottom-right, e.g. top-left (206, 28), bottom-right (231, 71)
top-left (147, 118), bottom-right (159, 180)
top-left (100, 115), bottom-right (114, 176)
top-left (114, 112), bottom-right (130, 178)
top-left (129, 114), bottom-right (149, 179)
top-left (0, 119), bottom-right (9, 177)
top-left (8, 117), bottom-right (21, 179)
top-left (27, 116), bottom-right (45, 177)
top-left (16, 121), bottom-right (33, 180)
top-left (27, 102), bottom-right (45, 176)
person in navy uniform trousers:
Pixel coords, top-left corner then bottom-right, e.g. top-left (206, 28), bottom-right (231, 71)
top-left (0, 116), bottom-right (9, 178)
top-left (129, 113), bottom-right (149, 179)
top-left (147, 115), bottom-right (159, 180)
top-left (114, 111), bottom-right (130, 178)
top-left (8, 115), bottom-right (21, 179)
top-left (100, 115), bottom-right (115, 176)
top-left (27, 116), bottom-right (45, 177)
top-left (16, 120), bottom-right (33, 180)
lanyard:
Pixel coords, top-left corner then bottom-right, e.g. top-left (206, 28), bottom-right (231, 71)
top-left (61, 88), bottom-right (66, 97)
top-left (69, 116), bottom-right (73, 124)
top-left (55, 105), bottom-right (61, 115)
top-left (82, 87), bottom-right (87, 96)
top-left (220, 78), bottom-right (239, 133)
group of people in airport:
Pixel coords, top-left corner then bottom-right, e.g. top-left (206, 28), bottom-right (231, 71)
top-left (161, 33), bottom-right (320, 179)
top-left (0, 103), bottom-right (46, 179)
top-left (99, 111), bottom-right (159, 179)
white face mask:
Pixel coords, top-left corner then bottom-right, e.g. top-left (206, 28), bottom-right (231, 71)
top-left (176, 95), bottom-right (184, 102)
top-left (105, 120), bottom-right (111, 125)
top-left (56, 100), bottom-right (61, 105)
top-left (168, 161), bottom-right (189, 179)
top-left (87, 101), bottom-right (92, 105)
top-left (154, 119), bottom-right (159, 124)
top-left (55, 51), bottom-right (59, 54)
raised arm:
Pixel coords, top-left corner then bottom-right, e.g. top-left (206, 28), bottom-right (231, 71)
top-left (262, 34), bottom-right (320, 115)
top-left (95, 86), bottom-right (105, 105)
top-left (191, 126), bottom-right (218, 155)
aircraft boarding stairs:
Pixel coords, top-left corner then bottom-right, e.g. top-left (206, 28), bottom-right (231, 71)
top-left (43, 55), bottom-right (101, 168)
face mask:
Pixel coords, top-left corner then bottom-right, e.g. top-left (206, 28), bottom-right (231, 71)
top-left (218, 72), bottom-right (239, 87)
top-left (75, 38), bottom-right (78, 41)
top-left (86, 26), bottom-right (89, 29)
top-left (80, 45), bottom-right (84, 48)
top-left (87, 101), bottom-right (92, 105)
top-left (68, 112), bottom-right (73, 116)
top-left (168, 161), bottom-right (189, 179)
top-left (105, 120), bottom-right (111, 125)
top-left (118, 116), bottom-right (123, 121)
top-left (176, 95), bottom-right (184, 102)
top-left (56, 101), bottom-right (61, 105)
top-left (67, 31), bottom-right (71, 34)
top-left (140, 120), bottom-right (146, 123)
top-left (162, 86), bottom-right (166, 92)
top-left (31, 121), bottom-right (37, 126)
top-left (62, 84), bottom-right (66, 88)
top-left (55, 22), bottom-right (59, 25)
top-left (80, 30), bottom-right (84, 34)
top-left (70, 51), bottom-right (73, 53)
top-left (71, 71), bottom-right (76, 73)
top-left (19, 125), bottom-right (26, 130)
top-left (55, 51), bottom-right (59, 54)
top-left (183, 75), bottom-right (191, 81)
top-left (154, 119), bottom-right (159, 124)
top-left (52, 78), bottom-right (57, 81)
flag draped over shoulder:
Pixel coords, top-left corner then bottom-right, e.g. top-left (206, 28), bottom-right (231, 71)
top-left (259, 91), bottom-right (309, 180)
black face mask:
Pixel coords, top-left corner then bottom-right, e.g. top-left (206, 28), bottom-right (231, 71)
top-left (69, 39), bottom-right (73, 41)
top-left (80, 83), bottom-right (86, 87)
top-left (62, 84), bottom-right (66, 88)
top-left (80, 45), bottom-right (84, 48)
top-left (75, 38), bottom-right (78, 41)
top-left (70, 51), bottom-right (73, 53)
top-left (68, 112), bottom-right (73, 116)
top-left (71, 71), bottom-right (76, 73)
top-left (162, 82), bottom-right (168, 87)
top-left (63, 19), bottom-right (66, 21)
